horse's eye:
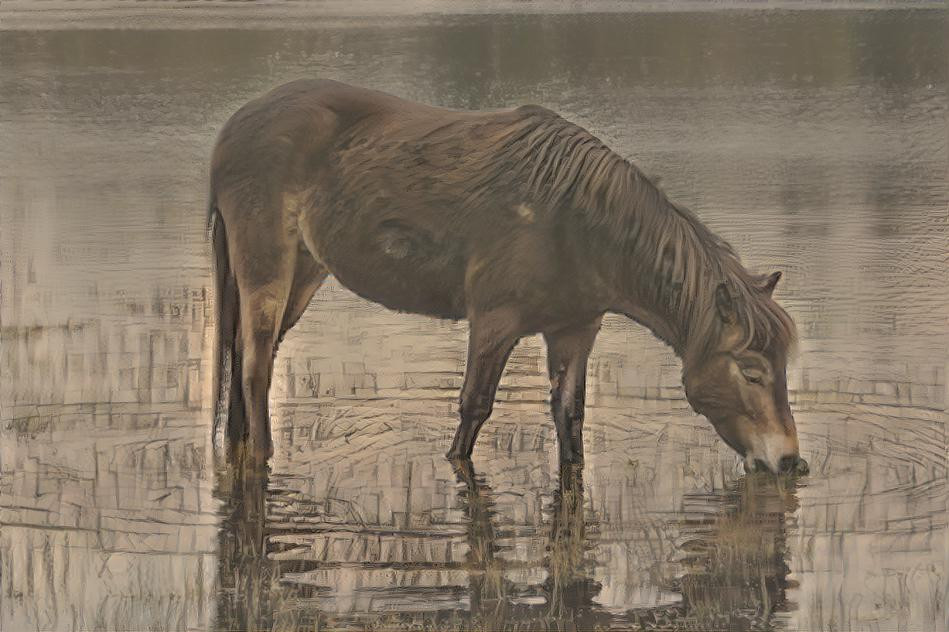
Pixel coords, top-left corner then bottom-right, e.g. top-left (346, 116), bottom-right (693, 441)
top-left (741, 369), bottom-right (765, 385)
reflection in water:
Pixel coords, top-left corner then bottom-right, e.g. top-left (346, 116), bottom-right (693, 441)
top-left (672, 476), bottom-right (800, 631)
top-left (212, 454), bottom-right (805, 631)
top-left (214, 457), bottom-right (273, 632)
top-left (454, 459), bottom-right (607, 630)
top-left (540, 462), bottom-right (601, 625)
top-left (452, 459), bottom-right (505, 628)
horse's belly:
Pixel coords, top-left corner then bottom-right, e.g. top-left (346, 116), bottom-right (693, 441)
top-left (315, 218), bottom-right (469, 320)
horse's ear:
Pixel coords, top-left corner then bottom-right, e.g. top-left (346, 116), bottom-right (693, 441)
top-left (760, 271), bottom-right (782, 295)
top-left (715, 282), bottom-right (737, 324)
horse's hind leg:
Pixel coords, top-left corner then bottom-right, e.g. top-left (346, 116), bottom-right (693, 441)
top-left (222, 196), bottom-right (298, 462)
top-left (233, 242), bottom-right (325, 462)
top-left (236, 279), bottom-right (292, 461)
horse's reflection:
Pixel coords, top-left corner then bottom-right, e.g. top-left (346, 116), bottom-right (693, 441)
top-left (452, 458), bottom-right (607, 630)
top-left (662, 474), bottom-right (801, 631)
top-left (451, 459), bottom-right (503, 625)
top-left (213, 452), bottom-right (801, 631)
top-left (541, 461), bottom-right (602, 623)
top-left (214, 455), bottom-right (273, 631)
top-left (454, 460), bottom-right (802, 630)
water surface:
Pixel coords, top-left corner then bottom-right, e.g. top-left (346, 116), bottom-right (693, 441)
top-left (1, 5), bottom-right (946, 631)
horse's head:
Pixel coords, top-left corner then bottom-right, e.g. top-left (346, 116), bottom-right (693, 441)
top-left (682, 272), bottom-right (808, 475)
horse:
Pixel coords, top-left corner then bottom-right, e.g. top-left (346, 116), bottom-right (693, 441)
top-left (208, 79), bottom-right (808, 475)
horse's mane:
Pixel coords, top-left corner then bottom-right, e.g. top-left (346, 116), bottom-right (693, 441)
top-left (476, 107), bottom-right (797, 360)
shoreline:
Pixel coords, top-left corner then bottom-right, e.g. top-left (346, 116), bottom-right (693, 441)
top-left (2, 0), bottom-right (944, 31)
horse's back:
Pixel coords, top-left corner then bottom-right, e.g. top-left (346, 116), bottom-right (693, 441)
top-left (209, 80), bottom-right (601, 326)
top-left (210, 79), bottom-right (504, 194)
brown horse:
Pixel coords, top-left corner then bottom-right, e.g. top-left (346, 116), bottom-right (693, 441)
top-left (208, 79), bottom-right (807, 475)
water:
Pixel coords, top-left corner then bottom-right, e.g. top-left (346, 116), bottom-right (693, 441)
top-left (1, 5), bottom-right (946, 631)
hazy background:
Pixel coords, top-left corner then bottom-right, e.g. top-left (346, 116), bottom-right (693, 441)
top-left (1, 3), bottom-right (946, 631)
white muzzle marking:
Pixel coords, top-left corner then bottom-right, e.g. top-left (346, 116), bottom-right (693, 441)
top-left (746, 432), bottom-right (792, 473)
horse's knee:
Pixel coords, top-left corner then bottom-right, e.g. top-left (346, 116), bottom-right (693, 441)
top-left (459, 395), bottom-right (493, 425)
top-left (552, 385), bottom-right (583, 418)
top-left (553, 409), bottom-right (584, 442)
top-left (447, 396), bottom-right (495, 459)
top-left (555, 405), bottom-right (583, 424)
top-left (551, 393), bottom-right (585, 459)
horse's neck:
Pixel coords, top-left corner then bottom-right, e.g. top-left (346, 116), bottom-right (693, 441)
top-left (598, 202), bottom-right (719, 360)
top-left (557, 152), bottom-right (734, 360)
top-left (614, 295), bottom-right (686, 356)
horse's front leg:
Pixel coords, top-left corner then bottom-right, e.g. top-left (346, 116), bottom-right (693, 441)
top-left (447, 308), bottom-right (522, 460)
top-left (543, 318), bottom-right (601, 464)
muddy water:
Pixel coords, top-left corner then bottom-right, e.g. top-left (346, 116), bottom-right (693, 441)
top-left (1, 5), bottom-right (946, 631)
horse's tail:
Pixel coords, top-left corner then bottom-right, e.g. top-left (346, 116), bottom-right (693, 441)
top-left (209, 200), bottom-right (245, 445)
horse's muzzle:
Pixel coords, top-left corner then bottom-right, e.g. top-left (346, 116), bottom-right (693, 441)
top-left (746, 454), bottom-right (809, 475)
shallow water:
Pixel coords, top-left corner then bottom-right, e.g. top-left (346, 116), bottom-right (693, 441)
top-left (1, 5), bottom-right (946, 631)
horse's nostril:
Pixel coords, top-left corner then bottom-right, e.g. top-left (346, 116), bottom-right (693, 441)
top-left (778, 455), bottom-right (797, 473)
top-left (778, 455), bottom-right (807, 474)
top-left (752, 458), bottom-right (770, 473)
